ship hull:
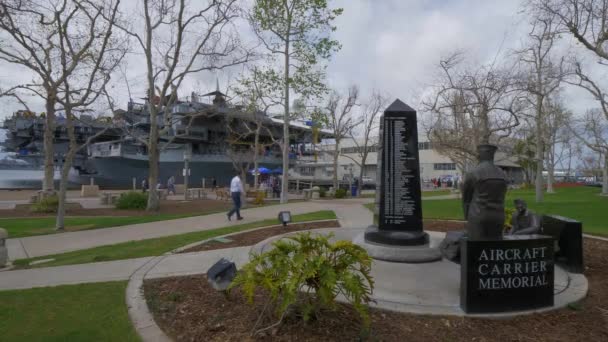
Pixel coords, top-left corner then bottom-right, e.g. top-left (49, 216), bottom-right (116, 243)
top-left (69, 156), bottom-right (281, 189)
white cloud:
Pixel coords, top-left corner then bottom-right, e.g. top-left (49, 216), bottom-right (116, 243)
top-left (0, 0), bottom-right (606, 122)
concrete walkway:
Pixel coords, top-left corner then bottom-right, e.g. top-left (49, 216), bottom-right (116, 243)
top-left (0, 246), bottom-right (255, 291)
top-left (6, 198), bottom-right (373, 260)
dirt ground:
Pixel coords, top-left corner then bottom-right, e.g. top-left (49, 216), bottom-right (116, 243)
top-left (145, 221), bottom-right (608, 342)
top-left (179, 220), bottom-right (341, 253)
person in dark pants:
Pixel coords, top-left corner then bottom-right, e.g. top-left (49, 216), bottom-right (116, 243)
top-left (211, 177), bottom-right (217, 189)
top-left (227, 172), bottom-right (244, 221)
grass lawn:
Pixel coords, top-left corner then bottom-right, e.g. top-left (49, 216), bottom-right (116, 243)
top-left (366, 187), bottom-right (608, 236)
top-left (13, 210), bottom-right (337, 269)
top-left (0, 214), bottom-right (198, 238)
top-left (0, 200), bottom-right (298, 238)
top-left (0, 281), bottom-right (138, 342)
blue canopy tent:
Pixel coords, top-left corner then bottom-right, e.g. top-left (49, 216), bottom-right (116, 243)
top-left (271, 167), bottom-right (283, 175)
top-left (249, 167), bottom-right (271, 175)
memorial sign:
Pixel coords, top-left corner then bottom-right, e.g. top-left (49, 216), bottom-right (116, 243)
top-left (365, 99), bottom-right (427, 246)
top-left (460, 235), bottom-right (555, 313)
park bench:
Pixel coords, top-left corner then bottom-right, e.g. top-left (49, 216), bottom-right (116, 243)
top-left (186, 188), bottom-right (208, 200)
top-left (541, 215), bottom-right (584, 273)
top-left (100, 192), bottom-right (121, 205)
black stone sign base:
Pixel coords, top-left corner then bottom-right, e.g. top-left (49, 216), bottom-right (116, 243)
top-left (541, 215), bottom-right (584, 273)
top-left (460, 235), bottom-right (554, 314)
top-left (364, 225), bottom-right (429, 246)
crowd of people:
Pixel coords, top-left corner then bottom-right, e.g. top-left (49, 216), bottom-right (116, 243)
top-left (429, 176), bottom-right (459, 189)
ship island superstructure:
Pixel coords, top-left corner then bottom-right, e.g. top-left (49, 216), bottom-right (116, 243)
top-left (1, 90), bottom-right (333, 188)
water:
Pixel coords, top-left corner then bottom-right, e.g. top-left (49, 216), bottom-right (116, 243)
top-left (0, 169), bottom-right (60, 189)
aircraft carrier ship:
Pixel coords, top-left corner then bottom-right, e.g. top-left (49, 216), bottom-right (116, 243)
top-left (2, 88), bottom-right (330, 188)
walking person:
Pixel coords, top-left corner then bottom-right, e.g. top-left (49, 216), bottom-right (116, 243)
top-left (167, 176), bottom-right (176, 195)
top-left (227, 171), bottom-right (244, 221)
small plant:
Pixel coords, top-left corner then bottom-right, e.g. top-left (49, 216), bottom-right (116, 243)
top-left (319, 188), bottom-right (327, 198)
top-left (334, 188), bottom-right (347, 199)
top-left (231, 232), bottom-right (374, 333)
top-left (115, 191), bottom-right (147, 210)
top-left (30, 195), bottom-right (59, 213)
top-left (253, 191), bottom-right (265, 205)
top-left (504, 207), bottom-right (515, 233)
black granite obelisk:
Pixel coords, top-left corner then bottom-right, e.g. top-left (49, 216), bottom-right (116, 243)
top-left (364, 99), bottom-right (428, 246)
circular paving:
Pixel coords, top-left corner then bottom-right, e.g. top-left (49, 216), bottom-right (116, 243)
top-left (251, 227), bottom-right (588, 318)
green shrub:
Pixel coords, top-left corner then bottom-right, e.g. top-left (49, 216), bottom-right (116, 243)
top-left (30, 196), bottom-right (59, 213)
top-left (334, 188), bottom-right (347, 199)
top-left (319, 188), bottom-right (327, 198)
top-left (231, 232), bottom-right (374, 330)
top-left (253, 191), bottom-right (265, 205)
top-left (504, 207), bottom-right (515, 233)
top-left (115, 191), bottom-right (147, 210)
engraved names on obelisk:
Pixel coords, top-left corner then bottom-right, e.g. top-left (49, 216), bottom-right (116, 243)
top-left (379, 103), bottom-right (423, 231)
top-left (365, 99), bottom-right (428, 247)
top-left (383, 117), bottom-right (417, 223)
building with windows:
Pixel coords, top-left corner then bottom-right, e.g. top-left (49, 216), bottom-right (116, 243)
top-left (289, 137), bottom-right (523, 188)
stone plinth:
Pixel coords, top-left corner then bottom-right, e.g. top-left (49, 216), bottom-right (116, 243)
top-left (354, 231), bottom-right (442, 263)
top-left (251, 228), bottom-right (587, 317)
top-left (460, 235), bottom-right (555, 313)
top-left (81, 185), bottom-right (100, 197)
top-left (174, 184), bottom-right (185, 195)
top-left (311, 186), bottom-right (320, 199)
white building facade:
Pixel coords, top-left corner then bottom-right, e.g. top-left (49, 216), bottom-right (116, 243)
top-left (289, 137), bottom-right (523, 187)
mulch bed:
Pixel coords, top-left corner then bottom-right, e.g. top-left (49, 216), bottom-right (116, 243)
top-left (4, 199), bottom-right (234, 218)
top-left (144, 221), bottom-right (608, 341)
top-left (178, 220), bottom-right (341, 253)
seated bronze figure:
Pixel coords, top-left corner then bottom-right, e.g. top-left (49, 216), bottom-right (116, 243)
top-left (508, 198), bottom-right (540, 235)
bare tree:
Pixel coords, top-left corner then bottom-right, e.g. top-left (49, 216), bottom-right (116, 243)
top-left (517, 9), bottom-right (565, 201)
top-left (341, 90), bottom-right (388, 192)
top-left (535, 0), bottom-right (608, 60)
top-left (0, 0), bottom-right (118, 193)
top-left (324, 86), bottom-right (361, 190)
top-left (533, 0), bottom-right (608, 194)
top-left (110, 0), bottom-right (250, 211)
top-left (569, 109), bottom-right (608, 194)
top-left (423, 52), bottom-right (523, 172)
top-left (543, 98), bottom-right (572, 192)
top-left (51, 1), bottom-right (126, 231)
top-left (0, 86), bottom-right (30, 110)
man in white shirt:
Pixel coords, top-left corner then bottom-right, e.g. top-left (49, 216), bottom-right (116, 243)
top-left (227, 172), bottom-right (244, 221)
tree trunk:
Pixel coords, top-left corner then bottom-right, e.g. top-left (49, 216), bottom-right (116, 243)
top-left (280, 39), bottom-right (290, 204)
top-left (56, 109), bottom-right (78, 231)
top-left (358, 151), bottom-right (367, 197)
top-left (43, 96), bottom-right (56, 192)
top-left (602, 154), bottom-right (608, 196)
top-left (253, 126), bottom-right (260, 191)
top-left (147, 129), bottom-right (160, 211)
top-left (546, 133), bottom-right (557, 193)
top-left (55, 157), bottom-right (72, 231)
top-left (332, 142), bottom-right (339, 190)
top-left (547, 161), bottom-right (555, 193)
top-left (534, 96), bottom-right (544, 203)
